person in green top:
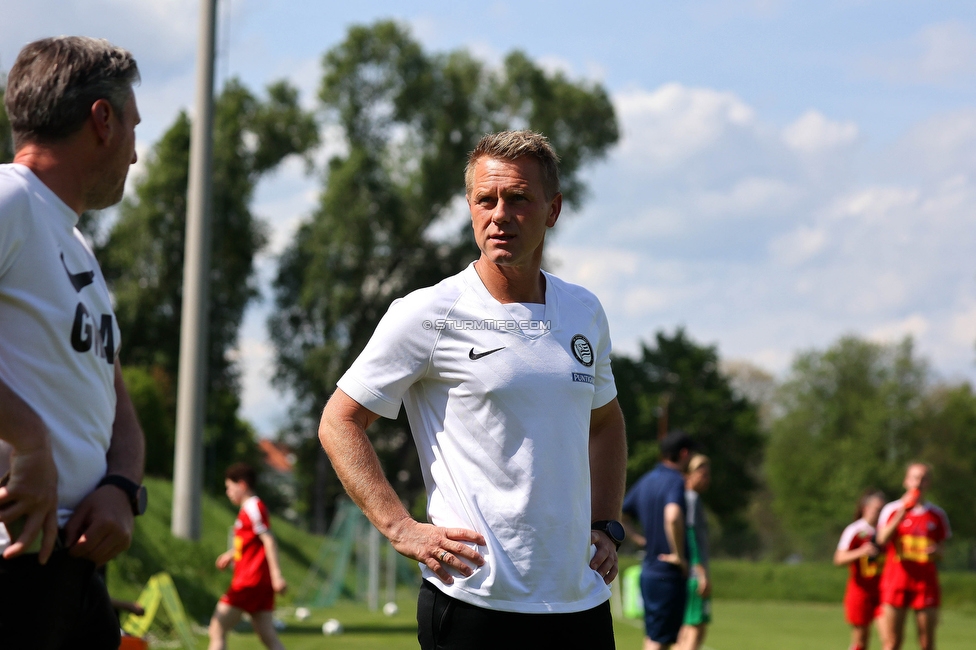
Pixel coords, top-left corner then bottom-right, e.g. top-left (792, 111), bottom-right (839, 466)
top-left (677, 454), bottom-right (711, 650)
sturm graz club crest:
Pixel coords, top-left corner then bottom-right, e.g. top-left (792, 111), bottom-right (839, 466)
top-left (571, 334), bottom-right (594, 367)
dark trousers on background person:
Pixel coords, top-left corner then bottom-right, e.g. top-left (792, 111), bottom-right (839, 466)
top-left (417, 579), bottom-right (616, 650)
top-left (0, 550), bottom-right (120, 649)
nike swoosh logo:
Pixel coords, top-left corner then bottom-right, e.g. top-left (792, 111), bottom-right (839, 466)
top-left (469, 347), bottom-right (505, 360)
top-left (60, 253), bottom-right (95, 293)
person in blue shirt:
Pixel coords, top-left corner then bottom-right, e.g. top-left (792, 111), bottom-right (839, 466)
top-left (623, 430), bottom-right (697, 650)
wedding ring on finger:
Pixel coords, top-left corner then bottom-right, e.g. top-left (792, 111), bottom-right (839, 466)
top-left (440, 550), bottom-right (449, 562)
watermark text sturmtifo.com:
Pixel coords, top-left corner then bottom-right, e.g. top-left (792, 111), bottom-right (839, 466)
top-left (422, 319), bottom-right (551, 331)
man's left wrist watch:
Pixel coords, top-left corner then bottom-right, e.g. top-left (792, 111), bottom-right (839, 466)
top-left (592, 520), bottom-right (625, 550)
top-left (98, 474), bottom-right (147, 516)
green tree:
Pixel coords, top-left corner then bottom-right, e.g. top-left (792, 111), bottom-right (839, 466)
top-left (270, 21), bottom-right (618, 530)
top-left (766, 336), bottom-right (927, 558)
top-left (916, 383), bottom-right (976, 567)
top-left (614, 328), bottom-right (765, 554)
top-left (100, 79), bottom-right (318, 487)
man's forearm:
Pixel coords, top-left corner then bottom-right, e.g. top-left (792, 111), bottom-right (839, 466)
top-left (259, 532), bottom-right (284, 580)
top-left (664, 503), bottom-right (686, 561)
top-left (318, 391), bottom-right (412, 539)
top-left (589, 399), bottom-right (627, 521)
top-left (105, 360), bottom-right (144, 482)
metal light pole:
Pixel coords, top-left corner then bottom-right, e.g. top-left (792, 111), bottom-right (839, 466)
top-left (172, 0), bottom-right (217, 540)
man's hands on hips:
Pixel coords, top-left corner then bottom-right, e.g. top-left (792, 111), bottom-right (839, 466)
top-left (389, 518), bottom-right (486, 585)
top-left (657, 551), bottom-right (689, 576)
top-left (63, 484), bottom-right (134, 566)
top-left (0, 440), bottom-right (59, 563)
top-left (590, 530), bottom-right (619, 584)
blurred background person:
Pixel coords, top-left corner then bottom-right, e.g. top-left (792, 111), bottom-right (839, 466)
top-left (834, 489), bottom-right (886, 650)
top-left (675, 454), bottom-right (711, 650)
top-left (623, 431), bottom-right (695, 650)
top-left (876, 463), bottom-right (950, 650)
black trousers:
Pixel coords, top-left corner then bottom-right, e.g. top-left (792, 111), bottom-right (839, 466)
top-left (0, 551), bottom-right (120, 650)
top-left (417, 580), bottom-right (616, 650)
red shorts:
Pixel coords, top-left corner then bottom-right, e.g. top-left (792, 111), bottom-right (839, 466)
top-left (844, 586), bottom-right (880, 627)
top-left (220, 583), bottom-right (274, 614)
top-left (882, 576), bottom-right (940, 610)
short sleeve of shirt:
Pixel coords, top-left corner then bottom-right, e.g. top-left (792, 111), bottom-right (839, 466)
top-left (837, 521), bottom-right (862, 551)
top-left (665, 473), bottom-right (685, 507)
top-left (243, 497), bottom-right (270, 536)
top-left (0, 172), bottom-right (33, 279)
top-left (879, 501), bottom-right (901, 530)
top-left (591, 296), bottom-right (616, 410)
top-left (337, 292), bottom-right (440, 419)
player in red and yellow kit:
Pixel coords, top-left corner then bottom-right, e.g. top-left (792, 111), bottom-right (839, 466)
top-left (834, 490), bottom-right (886, 650)
top-left (876, 463), bottom-right (950, 650)
top-left (208, 463), bottom-right (287, 650)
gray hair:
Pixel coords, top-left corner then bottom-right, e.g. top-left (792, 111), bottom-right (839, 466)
top-left (464, 130), bottom-right (560, 200)
top-left (5, 36), bottom-right (140, 149)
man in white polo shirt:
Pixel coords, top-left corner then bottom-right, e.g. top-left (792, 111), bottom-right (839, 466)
top-left (0, 36), bottom-right (146, 649)
top-left (318, 130), bottom-right (627, 649)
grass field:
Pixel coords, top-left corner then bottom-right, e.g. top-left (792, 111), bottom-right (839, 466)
top-left (115, 479), bottom-right (976, 648)
top-left (175, 595), bottom-right (976, 649)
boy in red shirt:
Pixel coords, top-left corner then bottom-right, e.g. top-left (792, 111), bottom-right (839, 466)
top-left (208, 463), bottom-right (287, 650)
top-left (834, 489), bottom-right (886, 650)
top-left (876, 463), bottom-right (951, 650)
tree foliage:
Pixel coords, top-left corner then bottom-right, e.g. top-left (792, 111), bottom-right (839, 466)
top-left (100, 79), bottom-right (317, 484)
top-left (270, 21), bottom-right (618, 528)
top-left (915, 383), bottom-right (976, 549)
top-left (613, 328), bottom-right (765, 554)
top-left (766, 336), bottom-right (928, 557)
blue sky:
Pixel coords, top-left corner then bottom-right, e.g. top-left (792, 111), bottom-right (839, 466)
top-left (5, 1), bottom-right (976, 435)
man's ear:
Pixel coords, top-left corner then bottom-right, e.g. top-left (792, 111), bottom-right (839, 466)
top-left (89, 98), bottom-right (116, 144)
top-left (546, 192), bottom-right (562, 228)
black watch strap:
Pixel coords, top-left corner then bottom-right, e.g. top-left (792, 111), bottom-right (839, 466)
top-left (592, 519), bottom-right (625, 549)
top-left (97, 474), bottom-right (147, 516)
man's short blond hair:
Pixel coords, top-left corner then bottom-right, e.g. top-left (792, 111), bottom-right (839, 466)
top-left (464, 130), bottom-right (560, 200)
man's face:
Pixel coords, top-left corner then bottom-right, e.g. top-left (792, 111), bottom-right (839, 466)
top-left (87, 88), bottom-right (140, 210)
top-left (467, 156), bottom-right (561, 271)
top-left (904, 464), bottom-right (931, 493)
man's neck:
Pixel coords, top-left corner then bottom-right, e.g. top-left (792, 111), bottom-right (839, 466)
top-left (474, 257), bottom-right (546, 304)
top-left (13, 143), bottom-right (88, 215)
top-left (661, 460), bottom-right (682, 471)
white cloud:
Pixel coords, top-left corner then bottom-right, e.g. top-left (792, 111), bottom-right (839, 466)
top-left (559, 80), bottom-right (976, 389)
top-left (615, 83), bottom-right (756, 170)
top-left (890, 110), bottom-right (976, 181)
top-left (782, 110), bottom-right (858, 154)
top-left (769, 226), bottom-right (827, 265)
top-left (863, 22), bottom-right (976, 86)
top-left (624, 287), bottom-right (669, 315)
top-left (1, 0), bottom-right (198, 71)
top-left (869, 314), bottom-right (930, 344)
top-left (951, 305), bottom-right (976, 346)
top-left (695, 177), bottom-right (799, 217)
top-left (827, 186), bottom-right (920, 223)
top-left (913, 23), bottom-right (976, 81)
